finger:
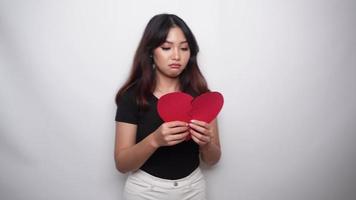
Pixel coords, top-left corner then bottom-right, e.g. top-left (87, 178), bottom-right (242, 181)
top-left (168, 138), bottom-right (186, 146)
top-left (190, 129), bottom-right (210, 143)
top-left (191, 134), bottom-right (204, 145)
top-left (190, 120), bottom-right (209, 127)
top-left (167, 121), bottom-right (189, 128)
top-left (167, 132), bottom-right (190, 144)
top-left (167, 131), bottom-right (190, 141)
top-left (169, 126), bottom-right (189, 134)
top-left (188, 123), bottom-right (207, 134)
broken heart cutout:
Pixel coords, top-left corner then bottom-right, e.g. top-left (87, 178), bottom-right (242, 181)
top-left (157, 92), bottom-right (224, 140)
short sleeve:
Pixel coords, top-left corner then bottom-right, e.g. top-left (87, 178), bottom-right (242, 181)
top-left (115, 89), bottom-right (139, 124)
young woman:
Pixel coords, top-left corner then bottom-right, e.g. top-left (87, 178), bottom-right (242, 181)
top-left (114, 13), bottom-right (221, 200)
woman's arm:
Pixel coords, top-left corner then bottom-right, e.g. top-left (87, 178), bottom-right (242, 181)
top-left (189, 119), bottom-right (221, 166)
top-left (114, 122), bottom-right (157, 173)
top-left (114, 121), bottom-right (190, 173)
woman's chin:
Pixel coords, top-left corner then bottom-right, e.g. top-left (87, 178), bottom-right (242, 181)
top-left (157, 69), bottom-right (183, 78)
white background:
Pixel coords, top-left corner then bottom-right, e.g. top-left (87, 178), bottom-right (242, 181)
top-left (1, 0), bottom-right (355, 199)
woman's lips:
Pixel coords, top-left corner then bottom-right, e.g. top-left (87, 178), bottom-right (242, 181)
top-left (169, 64), bottom-right (181, 68)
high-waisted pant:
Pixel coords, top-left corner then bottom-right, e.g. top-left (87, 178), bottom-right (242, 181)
top-left (123, 167), bottom-right (206, 200)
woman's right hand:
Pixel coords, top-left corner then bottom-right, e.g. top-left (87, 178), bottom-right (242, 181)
top-left (151, 121), bottom-right (190, 147)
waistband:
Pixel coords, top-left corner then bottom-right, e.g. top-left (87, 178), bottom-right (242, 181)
top-left (128, 167), bottom-right (203, 189)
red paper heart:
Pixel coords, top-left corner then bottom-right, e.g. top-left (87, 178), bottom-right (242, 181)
top-left (157, 92), bottom-right (224, 123)
top-left (157, 91), bottom-right (223, 141)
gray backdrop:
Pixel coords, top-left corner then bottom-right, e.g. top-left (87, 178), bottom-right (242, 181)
top-left (1, 0), bottom-right (355, 199)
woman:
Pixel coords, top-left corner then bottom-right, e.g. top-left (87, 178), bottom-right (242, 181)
top-left (114, 13), bottom-right (221, 200)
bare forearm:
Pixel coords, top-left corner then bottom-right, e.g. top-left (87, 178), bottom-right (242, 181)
top-left (200, 142), bottom-right (221, 166)
top-left (115, 134), bottom-right (158, 173)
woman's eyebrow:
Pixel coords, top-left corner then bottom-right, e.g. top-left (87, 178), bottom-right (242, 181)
top-left (164, 40), bottom-right (188, 44)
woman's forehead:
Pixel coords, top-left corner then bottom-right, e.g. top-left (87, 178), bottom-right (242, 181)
top-left (165, 27), bottom-right (187, 43)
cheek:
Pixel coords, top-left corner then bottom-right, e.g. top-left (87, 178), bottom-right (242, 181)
top-left (183, 53), bottom-right (191, 64)
top-left (153, 51), bottom-right (168, 64)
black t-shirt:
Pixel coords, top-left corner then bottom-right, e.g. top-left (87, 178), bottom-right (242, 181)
top-left (115, 85), bottom-right (199, 180)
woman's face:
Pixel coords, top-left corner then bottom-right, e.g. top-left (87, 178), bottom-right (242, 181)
top-left (153, 27), bottom-right (191, 78)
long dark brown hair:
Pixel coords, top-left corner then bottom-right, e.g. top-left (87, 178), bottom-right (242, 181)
top-left (115, 13), bottom-right (209, 110)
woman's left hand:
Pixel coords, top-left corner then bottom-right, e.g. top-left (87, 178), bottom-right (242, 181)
top-left (188, 120), bottom-right (212, 146)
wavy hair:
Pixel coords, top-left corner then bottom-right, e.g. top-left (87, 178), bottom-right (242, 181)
top-left (115, 13), bottom-right (209, 110)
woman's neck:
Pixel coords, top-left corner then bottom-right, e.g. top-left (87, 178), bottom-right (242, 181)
top-left (154, 73), bottom-right (180, 95)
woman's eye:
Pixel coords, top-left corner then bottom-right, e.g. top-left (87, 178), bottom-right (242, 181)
top-left (181, 47), bottom-right (189, 51)
top-left (161, 47), bottom-right (171, 51)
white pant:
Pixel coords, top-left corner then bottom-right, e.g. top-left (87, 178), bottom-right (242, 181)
top-left (123, 167), bottom-right (206, 200)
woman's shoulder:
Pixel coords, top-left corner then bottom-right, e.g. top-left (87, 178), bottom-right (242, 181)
top-left (117, 83), bottom-right (139, 103)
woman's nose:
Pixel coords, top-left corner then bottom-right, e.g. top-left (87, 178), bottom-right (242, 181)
top-left (172, 48), bottom-right (180, 60)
